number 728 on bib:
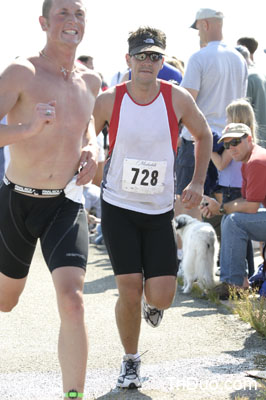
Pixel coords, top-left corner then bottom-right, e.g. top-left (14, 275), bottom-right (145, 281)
top-left (122, 158), bottom-right (167, 194)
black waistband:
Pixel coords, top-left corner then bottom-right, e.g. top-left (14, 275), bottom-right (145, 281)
top-left (3, 176), bottom-right (64, 197)
top-left (182, 137), bottom-right (194, 143)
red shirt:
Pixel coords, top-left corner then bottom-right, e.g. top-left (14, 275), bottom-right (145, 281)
top-left (241, 144), bottom-right (266, 207)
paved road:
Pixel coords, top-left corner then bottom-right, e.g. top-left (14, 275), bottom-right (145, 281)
top-left (1, 242), bottom-right (266, 400)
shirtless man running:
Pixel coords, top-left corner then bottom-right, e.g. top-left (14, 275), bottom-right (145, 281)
top-left (0, 0), bottom-right (101, 398)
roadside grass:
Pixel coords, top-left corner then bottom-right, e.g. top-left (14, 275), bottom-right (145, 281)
top-left (234, 379), bottom-right (266, 399)
top-left (228, 287), bottom-right (266, 338)
top-left (234, 397), bottom-right (249, 400)
top-left (178, 277), bottom-right (266, 399)
top-left (177, 277), bottom-right (266, 338)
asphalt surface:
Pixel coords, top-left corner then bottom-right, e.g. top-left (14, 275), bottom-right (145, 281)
top-left (1, 241), bottom-right (266, 400)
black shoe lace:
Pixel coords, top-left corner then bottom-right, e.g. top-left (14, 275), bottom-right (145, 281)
top-left (125, 359), bottom-right (138, 377)
top-left (149, 308), bottom-right (160, 316)
top-left (124, 350), bottom-right (148, 377)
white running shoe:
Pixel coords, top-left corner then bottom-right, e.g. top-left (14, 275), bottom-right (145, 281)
top-left (142, 299), bottom-right (164, 328)
top-left (116, 355), bottom-right (141, 389)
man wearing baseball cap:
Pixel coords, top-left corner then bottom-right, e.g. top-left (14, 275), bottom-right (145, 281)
top-left (120, 29), bottom-right (183, 85)
top-left (201, 123), bottom-right (266, 299)
top-left (175, 7), bottom-right (247, 224)
top-left (94, 26), bottom-right (213, 388)
top-left (190, 8), bottom-right (224, 29)
top-left (217, 123), bottom-right (252, 144)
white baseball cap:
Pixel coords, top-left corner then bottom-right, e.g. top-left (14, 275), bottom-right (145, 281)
top-left (191, 8), bottom-right (224, 29)
top-left (218, 123), bottom-right (251, 143)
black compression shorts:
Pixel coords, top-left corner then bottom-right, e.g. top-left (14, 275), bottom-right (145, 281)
top-left (101, 199), bottom-right (178, 280)
top-left (0, 180), bottom-right (88, 279)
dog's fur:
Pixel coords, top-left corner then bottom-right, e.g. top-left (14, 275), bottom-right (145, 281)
top-left (175, 214), bottom-right (219, 293)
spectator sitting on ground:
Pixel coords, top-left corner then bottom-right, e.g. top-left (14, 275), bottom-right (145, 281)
top-left (201, 123), bottom-right (266, 300)
top-left (211, 98), bottom-right (257, 277)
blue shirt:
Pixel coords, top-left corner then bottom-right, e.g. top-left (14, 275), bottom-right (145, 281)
top-left (204, 131), bottom-right (224, 195)
top-left (128, 62), bottom-right (182, 84)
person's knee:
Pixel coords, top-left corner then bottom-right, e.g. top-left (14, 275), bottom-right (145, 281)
top-left (222, 213), bottom-right (245, 235)
top-left (147, 292), bottom-right (174, 310)
top-left (0, 297), bottom-right (18, 312)
top-left (145, 277), bottom-right (176, 309)
top-left (146, 286), bottom-right (176, 310)
top-left (221, 214), bottom-right (234, 231)
top-left (119, 287), bottom-right (142, 310)
top-left (116, 275), bottom-right (143, 310)
top-left (58, 290), bottom-right (85, 322)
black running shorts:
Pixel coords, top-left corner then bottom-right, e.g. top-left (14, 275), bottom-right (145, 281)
top-left (101, 199), bottom-right (178, 280)
top-left (0, 181), bottom-right (88, 279)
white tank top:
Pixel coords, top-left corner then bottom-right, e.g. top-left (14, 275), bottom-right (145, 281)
top-left (102, 81), bottom-right (179, 214)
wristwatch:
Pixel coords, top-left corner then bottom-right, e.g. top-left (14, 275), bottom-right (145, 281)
top-left (219, 203), bottom-right (226, 215)
top-left (64, 390), bottom-right (83, 399)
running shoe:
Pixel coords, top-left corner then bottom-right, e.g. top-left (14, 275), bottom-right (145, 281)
top-left (116, 355), bottom-right (141, 389)
top-left (142, 299), bottom-right (164, 328)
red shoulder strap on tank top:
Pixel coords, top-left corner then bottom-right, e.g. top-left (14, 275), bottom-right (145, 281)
top-left (108, 83), bottom-right (127, 155)
top-left (160, 81), bottom-right (179, 153)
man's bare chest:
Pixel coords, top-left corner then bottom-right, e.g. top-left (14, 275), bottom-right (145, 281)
top-left (24, 74), bottom-right (93, 125)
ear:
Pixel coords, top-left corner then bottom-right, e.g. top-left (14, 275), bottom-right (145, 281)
top-left (202, 20), bottom-right (209, 31)
top-left (247, 135), bottom-right (253, 143)
top-left (125, 54), bottom-right (131, 68)
top-left (161, 56), bottom-right (165, 70)
top-left (39, 16), bottom-right (48, 31)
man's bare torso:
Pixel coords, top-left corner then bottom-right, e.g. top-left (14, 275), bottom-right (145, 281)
top-left (6, 56), bottom-right (98, 189)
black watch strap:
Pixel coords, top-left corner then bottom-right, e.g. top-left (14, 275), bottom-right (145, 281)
top-left (219, 203), bottom-right (226, 215)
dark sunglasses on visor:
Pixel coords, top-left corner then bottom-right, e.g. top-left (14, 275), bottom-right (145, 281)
top-left (133, 53), bottom-right (163, 62)
top-left (223, 134), bottom-right (248, 150)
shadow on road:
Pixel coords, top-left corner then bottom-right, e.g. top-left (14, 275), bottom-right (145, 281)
top-left (171, 288), bottom-right (229, 316)
top-left (95, 388), bottom-right (152, 400)
top-left (87, 257), bottom-right (112, 270)
top-left (83, 274), bottom-right (117, 294)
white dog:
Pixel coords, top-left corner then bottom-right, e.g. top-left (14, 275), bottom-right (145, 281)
top-left (175, 214), bottom-right (219, 293)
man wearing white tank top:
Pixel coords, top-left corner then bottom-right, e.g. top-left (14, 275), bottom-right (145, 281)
top-left (93, 26), bottom-right (213, 389)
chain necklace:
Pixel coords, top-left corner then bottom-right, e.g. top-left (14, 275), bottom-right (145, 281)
top-left (39, 50), bottom-right (76, 79)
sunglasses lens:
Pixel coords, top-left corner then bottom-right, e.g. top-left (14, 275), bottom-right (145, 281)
top-left (135, 53), bottom-right (146, 61)
top-left (150, 54), bottom-right (159, 61)
top-left (134, 53), bottom-right (162, 62)
top-left (224, 139), bottom-right (242, 149)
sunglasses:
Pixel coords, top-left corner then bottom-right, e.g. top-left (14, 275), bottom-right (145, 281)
top-left (223, 135), bottom-right (248, 150)
top-left (133, 53), bottom-right (163, 62)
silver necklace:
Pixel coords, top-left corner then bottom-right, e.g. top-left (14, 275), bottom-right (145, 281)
top-left (39, 51), bottom-right (76, 79)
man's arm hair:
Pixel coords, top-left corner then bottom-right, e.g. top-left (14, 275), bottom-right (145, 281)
top-left (223, 197), bottom-right (260, 214)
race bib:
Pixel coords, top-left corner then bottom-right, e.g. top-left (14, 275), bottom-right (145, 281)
top-left (122, 158), bottom-right (167, 194)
